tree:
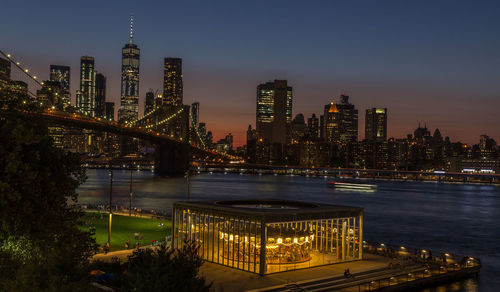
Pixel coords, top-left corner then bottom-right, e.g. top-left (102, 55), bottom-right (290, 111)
top-left (0, 93), bottom-right (96, 290)
top-left (121, 241), bottom-right (211, 292)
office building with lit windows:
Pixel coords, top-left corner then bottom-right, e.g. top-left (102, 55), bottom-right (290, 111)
top-left (95, 73), bottom-right (106, 118)
top-left (0, 57), bottom-right (10, 91)
top-left (163, 58), bottom-right (183, 106)
top-left (323, 99), bottom-right (340, 144)
top-left (365, 108), bottom-right (387, 141)
top-left (77, 56), bottom-right (96, 116)
top-left (50, 65), bottom-right (71, 109)
top-left (119, 16), bottom-right (140, 123)
top-left (144, 90), bottom-right (155, 115)
top-left (191, 102), bottom-right (200, 129)
top-left (172, 199), bottom-right (363, 275)
top-left (256, 80), bottom-right (292, 145)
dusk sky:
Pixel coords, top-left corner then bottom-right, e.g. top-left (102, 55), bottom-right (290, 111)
top-left (2, 0), bottom-right (500, 146)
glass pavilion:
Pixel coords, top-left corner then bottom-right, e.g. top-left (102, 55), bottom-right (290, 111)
top-left (172, 199), bottom-right (363, 275)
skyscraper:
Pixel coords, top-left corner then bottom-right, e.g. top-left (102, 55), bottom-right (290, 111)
top-left (119, 15), bottom-right (140, 123)
top-left (144, 90), bottom-right (155, 115)
top-left (50, 65), bottom-right (71, 109)
top-left (337, 94), bottom-right (358, 142)
top-left (323, 99), bottom-right (340, 143)
top-left (191, 102), bottom-right (199, 129)
top-left (95, 73), bottom-right (106, 118)
top-left (307, 113), bottom-right (319, 139)
top-left (163, 58), bottom-right (183, 106)
top-left (77, 56), bottom-right (96, 116)
top-left (365, 108), bottom-right (387, 141)
top-left (256, 80), bottom-right (292, 144)
top-left (104, 102), bottom-right (115, 121)
top-left (0, 57), bottom-right (11, 91)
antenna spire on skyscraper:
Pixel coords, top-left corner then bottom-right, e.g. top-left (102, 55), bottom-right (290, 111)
top-left (129, 14), bottom-right (134, 44)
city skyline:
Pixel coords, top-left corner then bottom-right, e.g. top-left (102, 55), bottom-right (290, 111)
top-left (2, 0), bottom-right (500, 145)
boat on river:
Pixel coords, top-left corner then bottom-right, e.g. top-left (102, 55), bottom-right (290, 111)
top-left (328, 181), bottom-right (377, 191)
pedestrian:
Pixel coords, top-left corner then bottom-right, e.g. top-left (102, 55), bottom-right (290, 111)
top-left (125, 240), bottom-right (130, 249)
top-left (136, 242), bottom-right (140, 249)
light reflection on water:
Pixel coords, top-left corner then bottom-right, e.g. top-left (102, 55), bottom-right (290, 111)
top-left (78, 169), bottom-right (500, 292)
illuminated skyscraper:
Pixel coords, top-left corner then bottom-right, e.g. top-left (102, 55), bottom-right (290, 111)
top-left (163, 58), bottom-right (183, 106)
top-left (323, 99), bottom-right (340, 143)
top-left (365, 108), bottom-right (387, 141)
top-left (119, 15), bottom-right (140, 123)
top-left (77, 56), bottom-right (96, 116)
top-left (337, 94), bottom-right (358, 142)
top-left (256, 80), bottom-right (292, 144)
top-left (105, 102), bottom-right (115, 121)
top-left (50, 65), bottom-right (71, 109)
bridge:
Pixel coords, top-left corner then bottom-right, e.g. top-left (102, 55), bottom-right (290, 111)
top-left (0, 49), bottom-right (230, 176)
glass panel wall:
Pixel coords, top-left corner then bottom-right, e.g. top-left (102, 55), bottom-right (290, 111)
top-left (173, 206), bottom-right (261, 274)
top-left (173, 205), bottom-right (362, 275)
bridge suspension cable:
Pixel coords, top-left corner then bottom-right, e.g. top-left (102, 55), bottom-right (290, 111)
top-left (0, 49), bottom-right (44, 87)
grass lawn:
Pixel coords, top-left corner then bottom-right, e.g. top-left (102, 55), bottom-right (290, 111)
top-left (82, 212), bottom-right (171, 252)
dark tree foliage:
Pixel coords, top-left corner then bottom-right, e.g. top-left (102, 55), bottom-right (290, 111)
top-left (120, 241), bottom-right (211, 292)
top-left (0, 92), bottom-right (96, 290)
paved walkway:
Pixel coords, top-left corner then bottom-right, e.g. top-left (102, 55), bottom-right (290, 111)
top-left (200, 253), bottom-right (393, 292)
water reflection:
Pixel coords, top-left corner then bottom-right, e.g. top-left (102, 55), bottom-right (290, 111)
top-left (78, 170), bottom-right (500, 292)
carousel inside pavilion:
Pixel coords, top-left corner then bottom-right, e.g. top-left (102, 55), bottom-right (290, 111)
top-left (172, 199), bottom-right (364, 274)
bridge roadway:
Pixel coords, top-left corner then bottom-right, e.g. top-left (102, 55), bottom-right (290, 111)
top-left (2, 109), bottom-right (226, 176)
top-left (202, 163), bottom-right (500, 182)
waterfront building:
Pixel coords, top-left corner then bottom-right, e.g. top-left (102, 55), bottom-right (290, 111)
top-left (77, 56), bottom-right (96, 116)
top-left (104, 102), bottom-right (115, 121)
top-left (256, 80), bottom-right (293, 145)
top-left (144, 90), bottom-right (155, 115)
top-left (0, 57), bottom-right (10, 91)
top-left (95, 73), bottom-right (106, 118)
top-left (336, 95), bottom-right (358, 142)
top-left (215, 133), bottom-right (233, 153)
top-left (172, 199), bottom-right (363, 275)
top-left (49, 65), bottom-right (71, 109)
top-left (365, 108), bottom-right (387, 141)
top-left (246, 125), bottom-right (258, 163)
top-left (119, 15), bottom-right (140, 124)
top-left (307, 113), bottom-right (319, 140)
top-left (163, 58), bottom-right (183, 106)
top-left (191, 102), bottom-right (200, 129)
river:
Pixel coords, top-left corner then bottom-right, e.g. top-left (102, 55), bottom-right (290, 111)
top-left (78, 169), bottom-right (500, 292)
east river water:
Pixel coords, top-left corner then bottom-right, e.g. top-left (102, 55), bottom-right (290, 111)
top-left (78, 169), bottom-right (500, 292)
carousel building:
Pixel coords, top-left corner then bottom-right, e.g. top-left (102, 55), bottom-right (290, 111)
top-left (172, 199), bottom-right (363, 275)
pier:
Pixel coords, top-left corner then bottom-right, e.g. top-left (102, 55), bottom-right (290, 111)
top-left (201, 242), bottom-right (480, 292)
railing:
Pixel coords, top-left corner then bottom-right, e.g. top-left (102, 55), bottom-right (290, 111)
top-left (358, 241), bottom-right (481, 291)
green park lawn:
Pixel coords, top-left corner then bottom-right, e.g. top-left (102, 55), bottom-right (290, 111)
top-left (82, 212), bottom-right (171, 252)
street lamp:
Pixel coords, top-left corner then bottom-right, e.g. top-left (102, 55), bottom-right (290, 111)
top-left (185, 170), bottom-right (190, 200)
top-left (108, 170), bottom-right (113, 246)
top-left (129, 165), bottom-right (133, 216)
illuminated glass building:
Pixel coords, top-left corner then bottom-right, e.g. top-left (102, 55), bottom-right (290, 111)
top-left (119, 15), bottom-right (140, 124)
top-left (256, 80), bottom-right (293, 145)
top-left (163, 58), bottom-right (183, 106)
top-left (104, 102), bottom-right (115, 121)
top-left (77, 56), bottom-right (96, 116)
top-left (365, 108), bottom-right (387, 141)
top-left (172, 199), bottom-right (363, 275)
top-left (50, 65), bottom-right (71, 109)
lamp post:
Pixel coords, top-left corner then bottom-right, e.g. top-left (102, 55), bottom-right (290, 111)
top-left (129, 165), bottom-right (133, 216)
top-left (108, 170), bottom-right (113, 246)
top-left (185, 170), bottom-right (190, 201)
